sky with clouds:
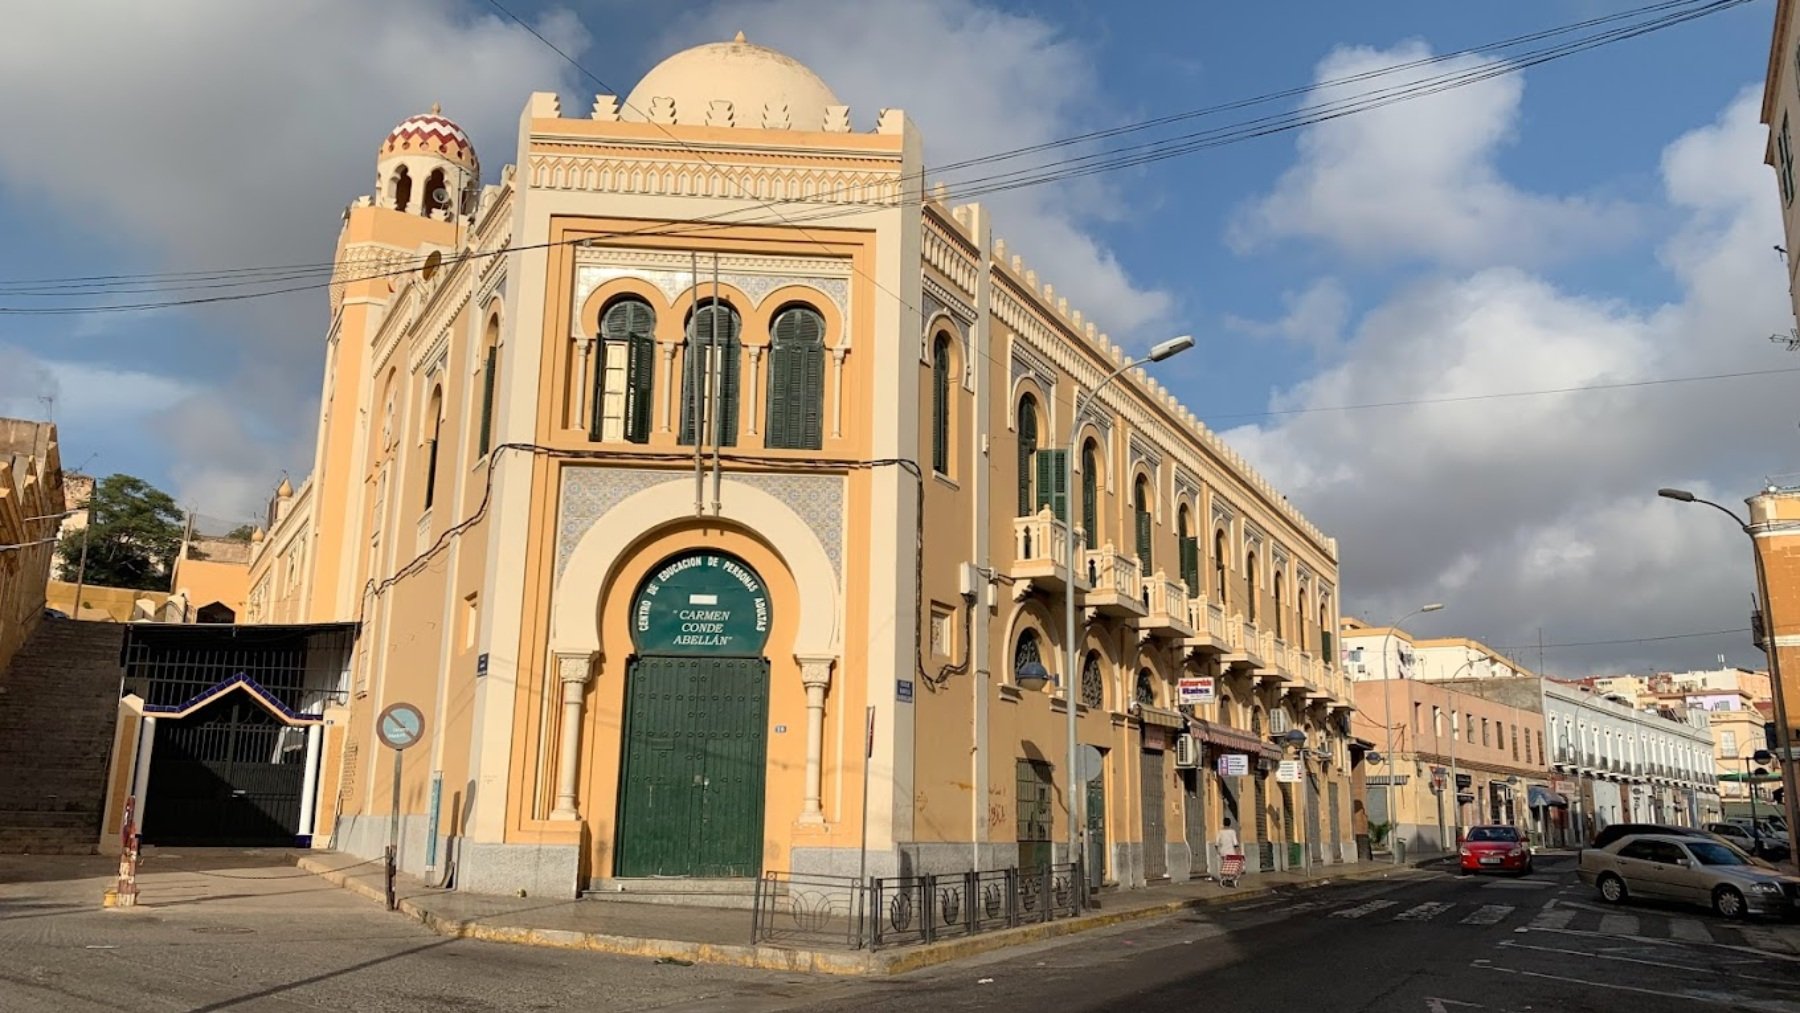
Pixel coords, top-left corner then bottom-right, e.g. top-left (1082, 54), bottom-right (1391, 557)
top-left (0, 0), bottom-right (1791, 677)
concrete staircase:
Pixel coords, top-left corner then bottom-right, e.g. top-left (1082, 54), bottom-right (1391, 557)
top-left (0, 618), bottom-right (126, 854)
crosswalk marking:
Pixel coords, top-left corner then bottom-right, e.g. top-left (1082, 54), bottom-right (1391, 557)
top-left (1597, 914), bottom-right (1639, 936)
top-left (1459, 904), bottom-right (1515, 926)
top-left (1732, 926), bottom-right (1793, 954)
top-left (1526, 908), bottom-right (1577, 931)
top-left (1396, 901), bottom-right (1455, 922)
top-left (1330, 899), bottom-right (1398, 919)
top-left (1666, 919), bottom-right (1711, 943)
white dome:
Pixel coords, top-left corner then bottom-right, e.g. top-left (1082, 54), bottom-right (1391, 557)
top-left (624, 33), bottom-right (841, 131)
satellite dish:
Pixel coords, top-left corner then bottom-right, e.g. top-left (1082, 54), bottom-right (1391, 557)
top-left (421, 250), bottom-right (443, 281)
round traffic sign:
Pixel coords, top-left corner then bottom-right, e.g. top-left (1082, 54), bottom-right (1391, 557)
top-left (376, 702), bottom-right (425, 750)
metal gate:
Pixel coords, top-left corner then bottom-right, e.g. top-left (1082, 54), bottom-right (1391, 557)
top-left (1183, 768), bottom-right (1207, 877)
top-left (1306, 774), bottom-right (1323, 863)
top-left (1328, 782), bottom-right (1343, 862)
top-left (616, 655), bottom-right (769, 878)
top-left (142, 698), bottom-right (306, 846)
top-left (1017, 759), bottom-right (1053, 871)
top-left (1085, 772), bottom-right (1107, 888)
top-left (1140, 749), bottom-right (1167, 881)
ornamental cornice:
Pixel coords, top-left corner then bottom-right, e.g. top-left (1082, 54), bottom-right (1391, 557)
top-left (923, 218), bottom-right (978, 295)
top-left (526, 152), bottom-right (903, 205)
top-left (921, 275), bottom-right (975, 324)
top-left (528, 132), bottom-right (905, 167)
top-left (330, 242), bottom-right (415, 315)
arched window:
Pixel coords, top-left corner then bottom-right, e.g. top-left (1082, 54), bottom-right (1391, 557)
top-left (1016, 393), bottom-right (1039, 516)
top-left (423, 384), bottom-right (444, 510)
top-left (1013, 628), bottom-right (1043, 686)
top-left (1320, 596), bottom-right (1331, 659)
top-left (1177, 504), bottom-right (1199, 595)
top-left (1081, 650), bottom-right (1104, 710)
top-left (1245, 551), bottom-right (1259, 624)
top-left (1273, 571), bottom-right (1285, 640)
top-left (766, 304), bottom-right (826, 450)
top-left (596, 297), bottom-right (656, 444)
top-left (680, 299), bottom-right (741, 447)
top-left (1080, 439), bottom-right (1099, 550)
top-left (931, 333), bottom-right (952, 474)
top-left (1133, 476), bottom-right (1152, 569)
top-left (391, 165), bottom-right (412, 213)
top-left (1135, 668), bottom-right (1156, 707)
top-left (1214, 529), bottom-right (1228, 603)
top-left (477, 313), bottom-right (500, 457)
top-left (422, 168), bottom-right (449, 215)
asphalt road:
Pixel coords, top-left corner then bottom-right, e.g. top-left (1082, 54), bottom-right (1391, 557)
top-left (778, 856), bottom-right (1800, 1013)
top-left (5, 854), bottom-right (1799, 1011)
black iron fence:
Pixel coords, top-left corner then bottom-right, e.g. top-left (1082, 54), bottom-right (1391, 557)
top-left (868, 861), bottom-right (1082, 950)
top-left (750, 861), bottom-right (1085, 951)
top-left (750, 873), bottom-right (865, 950)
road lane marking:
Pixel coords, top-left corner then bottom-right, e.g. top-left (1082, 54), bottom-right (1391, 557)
top-left (1523, 926), bottom-right (1800, 964)
top-left (1667, 919), bottom-right (1712, 943)
top-left (1598, 914), bottom-right (1639, 936)
top-left (1475, 963), bottom-right (1789, 1008)
top-left (1524, 908), bottom-right (1576, 931)
top-left (1460, 905), bottom-right (1515, 926)
top-left (1732, 927), bottom-right (1795, 954)
top-left (1395, 901), bottom-right (1455, 922)
top-left (1499, 939), bottom-right (1711, 973)
top-left (1478, 880), bottom-right (1555, 890)
top-left (1330, 899), bottom-right (1398, 919)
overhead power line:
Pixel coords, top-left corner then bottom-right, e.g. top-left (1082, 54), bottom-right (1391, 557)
top-left (0, 0), bottom-right (1751, 311)
top-left (1494, 628), bottom-right (1752, 650)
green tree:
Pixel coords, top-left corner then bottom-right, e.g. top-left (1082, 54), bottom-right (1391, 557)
top-left (57, 474), bottom-right (184, 591)
top-left (224, 524), bottom-right (257, 542)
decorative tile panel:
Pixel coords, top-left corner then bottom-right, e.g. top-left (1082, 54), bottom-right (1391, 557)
top-left (573, 265), bottom-right (849, 323)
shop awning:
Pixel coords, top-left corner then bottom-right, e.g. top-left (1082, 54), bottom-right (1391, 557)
top-left (1137, 704), bottom-right (1186, 730)
top-left (1528, 785), bottom-right (1569, 808)
top-left (1188, 718), bottom-right (1281, 760)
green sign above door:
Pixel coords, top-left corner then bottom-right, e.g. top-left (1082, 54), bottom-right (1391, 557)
top-left (631, 551), bottom-right (772, 656)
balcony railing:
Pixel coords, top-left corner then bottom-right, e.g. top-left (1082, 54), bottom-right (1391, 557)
top-left (1010, 510), bottom-right (1082, 593)
top-left (1082, 546), bottom-right (1144, 617)
top-left (1205, 602), bottom-right (1226, 641)
top-left (1140, 575), bottom-right (1193, 638)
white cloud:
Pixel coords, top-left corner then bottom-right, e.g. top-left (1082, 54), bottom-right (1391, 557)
top-left (667, 0), bottom-right (1173, 339)
top-left (1232, 42), bottom-right (1637, 267)
top-left (1225, 277), bottom-right (1350, 353)
top-left (1225, 86), bottom-right (1796, 675)
top-left (0, 346), bottom-right (196, 426)
top-left (0, 1), bottom-right (582, 516)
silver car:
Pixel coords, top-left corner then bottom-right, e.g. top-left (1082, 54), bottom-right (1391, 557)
top-left (1579, 832), bottom-right (1800, 919)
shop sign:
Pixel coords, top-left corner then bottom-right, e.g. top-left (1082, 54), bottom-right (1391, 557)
top-left (1177, 677), bottom-right (1216, 705)
top-left (631, 551), bottom-right (772, 656)
top-left (1276, 760), bottom-right (1303, 783)
top-left (1217, 753), bottom-right (1249, 778)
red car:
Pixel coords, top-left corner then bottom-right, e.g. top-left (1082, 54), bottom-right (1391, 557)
top-left (1459, 825), bottom-right (1534, 875)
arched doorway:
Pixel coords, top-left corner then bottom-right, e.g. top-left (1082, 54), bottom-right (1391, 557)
top-left (615, 550), bottom-right (773, 878)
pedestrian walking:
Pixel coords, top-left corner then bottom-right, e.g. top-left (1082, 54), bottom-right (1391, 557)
top-left (1216, 818), bottom-right (1244, 888)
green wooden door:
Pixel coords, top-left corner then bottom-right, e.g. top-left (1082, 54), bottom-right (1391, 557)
top-left (616, 654), bottom-right (769, 877)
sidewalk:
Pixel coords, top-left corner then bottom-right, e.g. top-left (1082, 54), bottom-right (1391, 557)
top-left (292, 850), bottom-right (1444, 976)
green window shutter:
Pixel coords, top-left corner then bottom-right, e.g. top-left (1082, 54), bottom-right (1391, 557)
top-left (625, 332), bottom-right (654, 443)
top-left (931, 338), bottom-right (949, 473)
top-left (716, 332), bottom-right (741, 447)
top-left (766, 307), bottom-right (824, 450)
top-left (1180, 536), bottom-right (1199, 595)
top-left (1135, 508), bottom-right (1152, 570)
top-left (478, 345), bottom-right (497, 456)
top-left (1034, 448), bottom-right (1067, 521)
top-left (1016, 399), bottom-right (1037, 517)
top-left (679, 302), bottom-right (738, 446)
top-left (1322, 629), bottom-right (1334, 662)
top-left (1080, 446), bottom-right (1097, 550)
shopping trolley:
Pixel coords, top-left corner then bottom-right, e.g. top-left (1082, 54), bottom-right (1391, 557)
top-left (1219, 852), bottom-right (1245, 888)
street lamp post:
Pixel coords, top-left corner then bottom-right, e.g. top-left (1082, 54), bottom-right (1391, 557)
top-left (1381, 603), bottom-right (1445, 865)
top-left (1659, 487), bottom-right (1800, 876)
top-left (1023, 335), bottom-right (1192, 886)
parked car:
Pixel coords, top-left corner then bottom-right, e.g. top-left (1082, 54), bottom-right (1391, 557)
top-left (1589, 823), bottom-right (1713, 851)
top-left (1730, 817), bottom-right (1791, 848)
top-left (1579, 832), bottom-right (1800, 919)
top-left (1707, 822), bottom-right (1791, 862)
top-left (1459, 824), bottom-right (1533, 875)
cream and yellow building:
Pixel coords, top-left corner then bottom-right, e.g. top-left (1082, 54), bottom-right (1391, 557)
top-left (230, 36), bottom-right (1352, 897)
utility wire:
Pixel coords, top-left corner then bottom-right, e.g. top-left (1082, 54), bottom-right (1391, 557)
top-left (1493, 628), bottom-right (1753, 650)
top-left (0, 0), bottom-right (1748, 306)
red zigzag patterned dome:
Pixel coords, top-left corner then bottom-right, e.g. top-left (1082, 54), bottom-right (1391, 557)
top-left (380, 103), bottom-right (478, 175)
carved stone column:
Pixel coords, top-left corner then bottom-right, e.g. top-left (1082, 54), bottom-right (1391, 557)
top-left (658, 342), bottom-right (679, 433)
top-left (797, 654), bottom-right (836, 823)
top-left (550, 651), bottom-right (596, 821)
top-left (747, 346), bottom-right (764, 436)
top-left (829, 348), bottom-right (849, 438)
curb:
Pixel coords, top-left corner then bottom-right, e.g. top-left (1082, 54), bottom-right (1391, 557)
top-left (289, 853), bottom-right (1432, 976)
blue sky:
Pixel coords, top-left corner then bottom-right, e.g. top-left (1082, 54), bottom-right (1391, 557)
top-left (0, 0), bottom-right (1790, 675)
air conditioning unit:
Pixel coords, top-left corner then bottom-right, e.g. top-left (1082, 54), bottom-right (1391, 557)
top-left (1175, 733), bottom-right (1201, 769)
